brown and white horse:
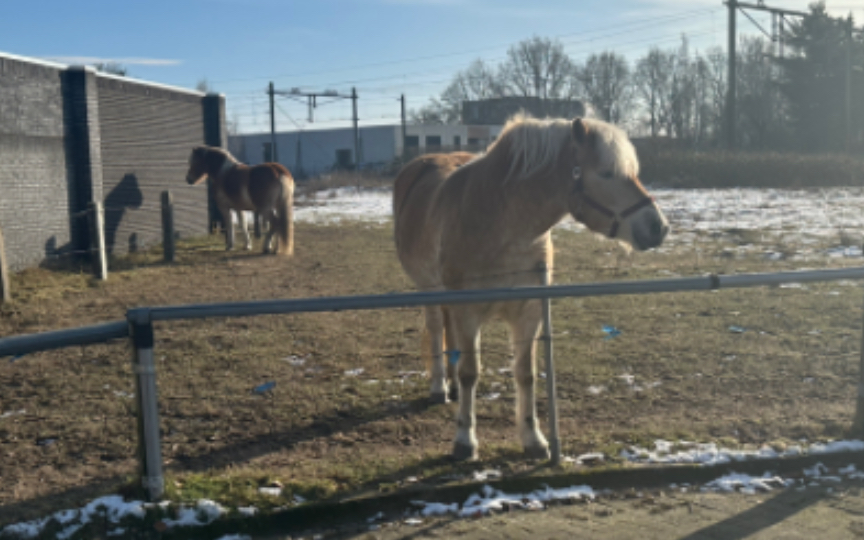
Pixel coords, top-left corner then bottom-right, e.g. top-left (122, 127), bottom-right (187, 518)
top-left (186, 146), bottom-right (295, 256)
top-left (393, 114), bottom-right (669, 461)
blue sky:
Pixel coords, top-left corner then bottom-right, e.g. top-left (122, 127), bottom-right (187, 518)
top-left (2, 0), bottom-right (861, 133)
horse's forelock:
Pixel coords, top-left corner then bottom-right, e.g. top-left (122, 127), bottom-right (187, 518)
top-left (581, 119), bottom-right (639, 177)
top-left (490, 113), bottom-right (572, 181)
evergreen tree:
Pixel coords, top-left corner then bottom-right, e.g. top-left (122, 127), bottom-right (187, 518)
top-left (776, 2), bottom-right (863, 151)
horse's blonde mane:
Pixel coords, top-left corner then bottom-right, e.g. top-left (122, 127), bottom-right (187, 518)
top-left (487, 112), bottom-right (639, 181)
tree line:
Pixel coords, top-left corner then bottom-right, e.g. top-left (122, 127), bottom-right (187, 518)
top-left (412, 2), bottom-right (863, 153)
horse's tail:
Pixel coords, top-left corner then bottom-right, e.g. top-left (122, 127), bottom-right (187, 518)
top-left (275, 174), bottom-right (294, 256)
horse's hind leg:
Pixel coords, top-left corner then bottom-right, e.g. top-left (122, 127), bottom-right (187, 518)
top-left (238, 211), bottom-right (253, 250)
top-left (443, 307), bottom-right (458, 403)
top-left (220, 204), bottom-right (235, 250)
top-left (262, 212), bottom-right (277, 254)
top-left (509, 302), bottom-right (550, 460)
top-left (423, 305), bottom-right (448, 404)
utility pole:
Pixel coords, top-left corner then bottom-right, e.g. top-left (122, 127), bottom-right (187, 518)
top-left (725, 1), bottom-right (810, 151)
top-left (845, 16), bottom-right (853, 152)
top-left (268, 81), bottom-right (278, 163)
top-left (726, 0), bottom-right (737, 150)
top-left (400, 94), bottom-right (407, 160)
top-left (268, 86), bottom-right (358, 168)
top-left (351, 87), bottom-right (360, 169)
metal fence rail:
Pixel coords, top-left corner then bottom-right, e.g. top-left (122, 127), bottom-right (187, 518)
top-left (0, 266), bottom-right (862, 501)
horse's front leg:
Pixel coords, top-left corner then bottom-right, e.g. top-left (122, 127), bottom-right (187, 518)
top-left (510, 301), bottom-right (550, 460)
top-left (238, 211), bottom-right (252, 250)
top-left (451, 309), bottom-right (482, 461)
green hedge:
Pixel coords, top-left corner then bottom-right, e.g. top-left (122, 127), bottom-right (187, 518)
top-left (638, 150), bottom-right (864, 189)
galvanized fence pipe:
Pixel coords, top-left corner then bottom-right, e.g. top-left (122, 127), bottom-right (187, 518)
top-left (128, 309), bottom-right (164, 501)
top-left (0, 225), bottom-right (10, 303)
top-left (539, 263), bottom-right (561, 466)
top-left (145, 267), bottom-right (863, 322)
top-left (0, 320), bottom-right (128, 358)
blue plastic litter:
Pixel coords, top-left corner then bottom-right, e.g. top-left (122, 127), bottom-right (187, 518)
top-left (728, 326), bottom-right (747, 333)
top-left (602, 325), bottom-right (621, 339)
top-left (447, 350), bottom-right (461, 366)
top-left (253, 381), bottom-right (276, 394)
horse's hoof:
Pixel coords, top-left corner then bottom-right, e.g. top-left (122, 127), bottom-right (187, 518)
top-left (523, 444), bottom-right (551, 461)
top-left (452, 442), bottom-right (478, 461)
top-left (430, 392), bottom-right (448, 405)
top-left (447, 386), bottom-right (459, 403)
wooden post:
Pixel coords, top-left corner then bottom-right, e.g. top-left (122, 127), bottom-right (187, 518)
top-left (160, 191), bottom-right (175, 263)
top-left (88, 201), bottom-right (108, 280)
top-left (539, 262), bottom-right (561, 465)
top-left (0, 226), bottom-right (10, 303)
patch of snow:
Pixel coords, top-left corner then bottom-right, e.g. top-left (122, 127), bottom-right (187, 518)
top-left (161, 499), bottom-right (226, 528)
top-left (622, 439), bottom-right (864, 466)
top-left (294, 187), bottom-right (863, 263)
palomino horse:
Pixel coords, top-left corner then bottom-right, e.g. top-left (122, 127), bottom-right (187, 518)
top-left (393, 114), bottom-right (669, 461)
top-left (186, 146), bottom-right (295, 255)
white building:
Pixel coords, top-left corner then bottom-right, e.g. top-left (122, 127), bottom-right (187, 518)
top-left (229, 123), bottom-right (502, 178)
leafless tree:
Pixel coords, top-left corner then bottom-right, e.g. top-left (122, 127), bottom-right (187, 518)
top-left (499, 36), bottom-right (577, 100)
top-left (634, 47), bottom-right (675, 137)
top-left (412, 60), bottom-right (501, 124)
top-left (576, 51), bottom-right (633, 124)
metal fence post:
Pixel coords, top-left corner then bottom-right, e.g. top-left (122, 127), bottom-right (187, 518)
top-left (0, 225), bottom-right (10, 303)
top-left (161, 191), bottom-right (175, 263)
top-left (87, 201), bottom-right (108, 280)
top-left (539, 263), bottom-right (561, 465)
top-left (128, 309), bottom-right (164, 501)
top-left (853, 346), bottom-right (863, 439)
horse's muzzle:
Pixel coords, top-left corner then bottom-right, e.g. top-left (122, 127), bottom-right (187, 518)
top-left (633, 215), bottom-right (669, 251)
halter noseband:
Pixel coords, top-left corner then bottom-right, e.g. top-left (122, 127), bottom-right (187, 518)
top-left (572, 166), bottom-right (655, 239)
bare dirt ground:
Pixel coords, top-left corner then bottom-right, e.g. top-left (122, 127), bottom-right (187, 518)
top-left (0, 219), bottom-right (861, 529)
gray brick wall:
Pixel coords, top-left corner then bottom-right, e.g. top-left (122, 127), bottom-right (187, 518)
top-left (0, 53), bottom-right (222, 270)
top-left (97, 77), bottom-right (210, 256)
top-left (0, 56), bottom-right (72, 271)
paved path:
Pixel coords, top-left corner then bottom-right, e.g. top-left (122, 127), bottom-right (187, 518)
top-left (265, 481), bottom-right (862, 540)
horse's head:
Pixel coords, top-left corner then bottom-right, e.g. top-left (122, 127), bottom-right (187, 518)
top-left (186, 146), bottom-right (210, 185)
top-left (565, 118), bottom-right (668, 251)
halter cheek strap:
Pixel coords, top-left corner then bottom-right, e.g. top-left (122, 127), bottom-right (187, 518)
top-left (572, 166), bottom-right (655, 239)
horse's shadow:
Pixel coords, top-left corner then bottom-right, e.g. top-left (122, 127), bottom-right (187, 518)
top-left (103, 173), bottom-right (144, 256)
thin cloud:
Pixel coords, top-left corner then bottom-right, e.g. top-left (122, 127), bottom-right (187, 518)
top-left (44, 56), bottom-right (182, 66)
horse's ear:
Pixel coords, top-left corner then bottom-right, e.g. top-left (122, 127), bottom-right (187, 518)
top-left (572, 118), bottom-right (588, 145)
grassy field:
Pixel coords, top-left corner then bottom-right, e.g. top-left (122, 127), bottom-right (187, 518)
top-left (0, 215), bottom-right (862, 529)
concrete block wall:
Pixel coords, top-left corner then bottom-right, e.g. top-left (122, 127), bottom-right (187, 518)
top-left (0, 56), bottom-right (73, 271)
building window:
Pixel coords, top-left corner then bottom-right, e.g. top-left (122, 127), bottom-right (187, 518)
top-left (425, 135), bottom-right (442, 149)
top-left (453, 135), bottom-right (461, 148)
top-left (263, 142), bottom-right (273, 162)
